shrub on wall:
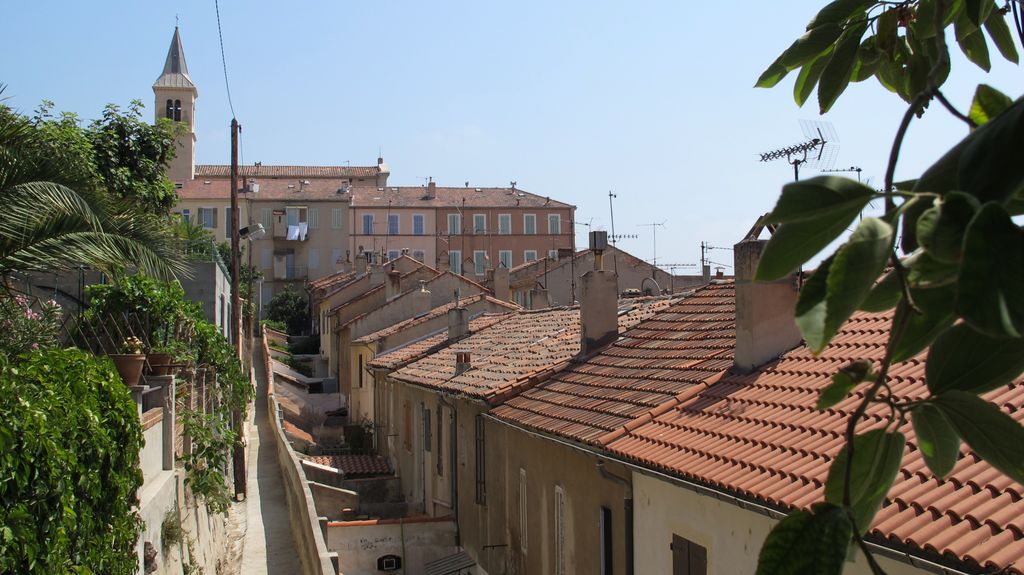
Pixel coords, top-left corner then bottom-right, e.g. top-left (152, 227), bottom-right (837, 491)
top-left (264, 287), bottom-right (309, 335)
top-left (0, 349), bottom-right (143, 574)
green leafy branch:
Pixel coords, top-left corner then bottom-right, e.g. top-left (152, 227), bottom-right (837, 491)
top-left (754, 2), bottom-right (1024, 574)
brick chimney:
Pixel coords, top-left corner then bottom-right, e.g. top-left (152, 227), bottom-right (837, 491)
top-left (448, 306), bottom-right (469, 341)
top-left (491, 267), bottom-right (510, 302)
top-left (580, 231), bottom-right (618, 356)
top-left (733, 239), bottom-right (801, 372)
top-left (425, 178), bottom-right (437, 200)
top-left (386, 267), bottom-right (402, 299)
top-left (455, 351), bottom-right (472, 375)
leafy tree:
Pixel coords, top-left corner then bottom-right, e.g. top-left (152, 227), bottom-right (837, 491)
top-left (86, 100), bottom-right (180, 215)
top-left (754, 2), bottom-right (1023, 574)
top-left (0, 101), bottom-right (186, 279)
top-left (265, 286), bottom-right (309, 335)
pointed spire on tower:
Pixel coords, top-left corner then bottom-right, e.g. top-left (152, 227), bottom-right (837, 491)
top-left (154, 27), bottom-right (195, 89)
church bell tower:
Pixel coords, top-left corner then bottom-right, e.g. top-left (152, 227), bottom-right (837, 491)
top-left (153, 26), bottom-right (197, 182)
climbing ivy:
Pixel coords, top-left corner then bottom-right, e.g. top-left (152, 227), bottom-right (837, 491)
top-left (0, 349), bottom-right (143, 574)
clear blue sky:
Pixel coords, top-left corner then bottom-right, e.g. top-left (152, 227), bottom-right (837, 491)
top-left (2, 2), bottom-right (1019, 271)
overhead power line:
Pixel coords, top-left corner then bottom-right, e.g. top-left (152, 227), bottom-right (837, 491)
top-left (214, 0), bottom-right (237, 119)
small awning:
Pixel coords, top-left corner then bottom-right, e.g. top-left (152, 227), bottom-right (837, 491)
top-left (424, 550), bottom-right (476, 575)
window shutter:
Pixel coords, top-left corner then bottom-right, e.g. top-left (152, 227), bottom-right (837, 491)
top-left (309, 207), bottom-right (319, 229)
top-left (211, 208), bottom-right (218, 228)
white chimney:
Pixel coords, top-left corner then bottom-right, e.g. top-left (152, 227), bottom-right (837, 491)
top-left (413, 281), bottom-right (431, 316)
top-left (733, 239), bottom-right (802, 372)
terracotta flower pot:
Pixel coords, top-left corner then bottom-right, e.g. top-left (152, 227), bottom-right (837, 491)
top-left (109, 354), bottom-right (146, 386)
top-left (147, 352), bottom-right (174, 376)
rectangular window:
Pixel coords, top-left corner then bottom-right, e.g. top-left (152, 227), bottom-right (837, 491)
top-left (524, 214), bottom-right (537, 235)
top-left (423, 406), bottom-right (432, 452)
top-left (387, 250), bottom-right (400, 262)
top-left (286, 206), bottom-right (307, 226)
top-left (358, 354), bottom-right (363, 388)
top-left (671, 534), bottom-right (708, 575)
top-left (261, 248), bottom-right (272, 270)
top-left (473, 214), bottom-right (487, 235)
top-left (600, 506), bottom-right (613, 575)
top-left (261, 207), bottom-right (272, 230)
top-left (388, 213), bottom-right (399, 235)
top-left (362, 214), bottom-right (374, 235)
top-left (199, 207), bottom-right (217, 229)
top-left (524, 250), bottom-right (538, 262)
top-left (548, 214), bottom-right (561, 234)
top-left (498, 213), bottom-right (511, 235)
top-left (447, 213), bottom-right (461, 235)
top-left (412, 250), bottom-right (426, 263)
top-left (436, 405), bottom-right (444, 476)
top-left (499, 250), bottom-right (512, 269)
top-left (181, 208), bottom-right (191, 223)
top-left (308, 207), bottom-right (319, 229)
top-left (555, 486), bottom-right (566, 575)
top-left (308, 248), bottom-right (319, 270)
top-left (474, 250), bottom-right (487, 275)
top-left (331, 207), bottom-right (343, 229)
top-left (449, 250), bottom-right (462, 275)
top-left (549, 249), bottom-right (559, 261)
top-left (413, 214), bottom-right (425, 235)
top-left (475, 415), bottom-right (486, 505)
top-left (519, 468), bottom-right (528, 554)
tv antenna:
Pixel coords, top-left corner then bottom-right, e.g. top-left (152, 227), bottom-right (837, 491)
top-left (639, 221), bottom-right (667, 269)
top-left (820, 165), bottom-right (863, 183)
top-left (759, 120), bottom-right (839, 180)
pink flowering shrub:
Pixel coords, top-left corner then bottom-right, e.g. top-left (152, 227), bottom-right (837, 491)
top-left (0, 295), bottom-right (63, 359)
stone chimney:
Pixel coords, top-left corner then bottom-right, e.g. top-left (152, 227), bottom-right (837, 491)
top-left (448, 306), bottom-right (469, 341)
top-left (335, 255), bottom-right (352, 274)
top-left (702, 264), bottom-right (711, 283)
top-left (425, 178), bottom-right (437, 200)
top-left (491, 267), bottom-right (510, 302)
top-left (355, 252), bottom-right (369, 274)
top-left (529, 288), bottom-right (550, 310)
top-left (386, 267), bottom-right (402, 299)
top-left (733, 239), bottom-right (802, 372)
top-left (412, 281), bottom-right (431, 316)
top-left (455, 351), bottom-right (472, 376)
top-left (369, 261), bottom-right (387, 286)
top-left (580, 231), bottom-right (618, 356)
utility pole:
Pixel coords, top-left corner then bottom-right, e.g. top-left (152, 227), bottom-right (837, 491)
top-left (230, 118), bottom-right (241, 354)
top-left (229, 118), bottom-right (246, 500)
top-left (608, 191), bottom-right (619, 275)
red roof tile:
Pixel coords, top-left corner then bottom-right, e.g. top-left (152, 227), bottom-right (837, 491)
top-left (606, 310), bottom-right (1024, 575)
top-left (304, 454), bottom-right (392, 478)
top-left (349, 186), bottom-right (574, 209)
top-left (179, 177), bottom-right (353, 201)
top-left (491, 282), bottom-right (735, 444)
top-left (391, 297), bottom-right (674, 401)
top-left (353, 294), bottom-right (519, 345)
top-left (367, 314), bottom-right (511, 371)
top-left (195, 164), bottom-right (380, 178)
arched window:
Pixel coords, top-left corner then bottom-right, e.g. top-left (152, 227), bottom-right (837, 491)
top-left (173, 100), bottom-right (182, 122)
top-left (165, 99), bottom-right (174, 119)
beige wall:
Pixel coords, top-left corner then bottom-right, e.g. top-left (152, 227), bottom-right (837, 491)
top-left (326, 518), bottom-right (458, 575)
top-left (632, 472), bottom-right (928, 575)
top-left (436, 207), bottom-right (575, 275)
top-left (153, 87), bottom-right (196, 182)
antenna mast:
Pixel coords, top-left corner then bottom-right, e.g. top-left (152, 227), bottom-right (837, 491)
top-left (639, 221), bottom-right (667, 273)
top-left (759, 120), bottom-right (839, 180)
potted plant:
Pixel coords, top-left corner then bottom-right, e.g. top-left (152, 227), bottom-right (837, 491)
top-left (148, 340), bottom-right (194, 375)
top-left (109, 336), bottom-right (146, 386)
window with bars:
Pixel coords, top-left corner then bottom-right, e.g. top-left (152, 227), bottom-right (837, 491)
top-left (475, 416), bottom-right (486, 504)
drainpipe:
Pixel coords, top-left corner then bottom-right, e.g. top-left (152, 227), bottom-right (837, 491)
top-left (438, 394), bottom-right (460, 547)
top-left (597, 460), bottom-right (633, 575)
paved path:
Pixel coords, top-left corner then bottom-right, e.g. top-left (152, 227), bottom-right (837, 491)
top-left (239, 345), bottom-right (302, 574)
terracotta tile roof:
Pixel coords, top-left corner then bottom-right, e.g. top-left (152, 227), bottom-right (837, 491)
top-left (491, 282), bottom-right (735, 443)
top-left (194, 164), bottom-right (380, 178)
top-left (606, 310), bottom-right (1024, 575)
top-left (349, 186), bottom-right (574, 209)
top-left (309, 270), bottom-right (358, 292)
top-left (178, 177), bottom-right (353, 201)
top-left (391, 298), bottom-right (674, 401)
top-left (353, 294), bottom-right (519, 345)
top-left (283, 420), bottom-right (314, 444)
top-left (305, 454), bottom-right (392, 478)
top-left (367, 314), bottom-right (510, 371)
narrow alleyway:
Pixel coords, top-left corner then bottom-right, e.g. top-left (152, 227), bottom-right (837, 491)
top-left (237, 344), bottom-right (302, 574)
